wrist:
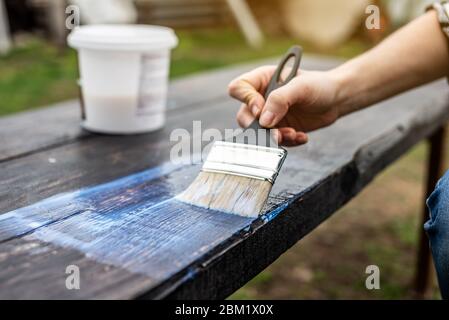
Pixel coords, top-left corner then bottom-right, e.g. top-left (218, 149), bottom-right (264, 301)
top-left (328, 64), bottom-right (359, 118)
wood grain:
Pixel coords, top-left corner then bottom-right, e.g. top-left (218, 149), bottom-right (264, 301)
top-left (0, 56), bottom-right (447, 299)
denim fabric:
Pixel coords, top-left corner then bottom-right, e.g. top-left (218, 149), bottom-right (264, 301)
top-left (425, 169), bottom-right (449, 299)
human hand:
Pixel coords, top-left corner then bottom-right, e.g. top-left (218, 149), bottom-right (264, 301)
top-left (228, 66), bottom-right (341, 146)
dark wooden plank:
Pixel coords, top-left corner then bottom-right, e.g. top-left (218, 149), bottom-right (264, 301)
top-left (0, 99), bottom-right (238, 214)
top-left (0, 56), bottom-right (340, 162)
top-left (0, 100), bottom-right (85, 162)
top-left (0, 72), bottom-right (447, 299)
top-left (0, 237), bottom-right (155, 299)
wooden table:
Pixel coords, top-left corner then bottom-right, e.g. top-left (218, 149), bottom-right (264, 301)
top-left (0, 56), bottom-right (448, 299)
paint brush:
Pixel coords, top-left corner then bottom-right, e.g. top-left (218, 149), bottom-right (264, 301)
top-left (177, 46), bottom-right (302, 217)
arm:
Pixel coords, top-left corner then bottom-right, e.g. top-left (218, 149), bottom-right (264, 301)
top-left (334, 10), bottom-right (449, 116)
top-left (228, 10), bottom-right (449, 146)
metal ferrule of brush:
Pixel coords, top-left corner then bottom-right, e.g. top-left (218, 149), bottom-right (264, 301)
top-left (201, 141), bottom-right (287, 184)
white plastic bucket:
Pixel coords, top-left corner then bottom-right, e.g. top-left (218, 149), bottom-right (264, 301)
top-left (68, 25), bottom-right (178, 134)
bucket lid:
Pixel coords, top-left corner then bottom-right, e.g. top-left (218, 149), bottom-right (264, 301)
top-left (68, 25), bottom-right (178, 51)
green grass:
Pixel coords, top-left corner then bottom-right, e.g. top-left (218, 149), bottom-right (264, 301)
top-left (0, 29), bottom-right (370, 116)
top-left (0, 38), bottom-right (79, 115)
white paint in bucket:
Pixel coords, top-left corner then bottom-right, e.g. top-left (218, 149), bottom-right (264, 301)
top-left (68, 25), bottom-right (178, 134)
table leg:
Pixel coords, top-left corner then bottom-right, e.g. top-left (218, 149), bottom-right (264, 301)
top-left (414, 126), bottom-right (447, 297)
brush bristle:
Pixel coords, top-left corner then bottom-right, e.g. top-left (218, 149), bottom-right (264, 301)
top-left (176, 172), bottom-right (272, 218)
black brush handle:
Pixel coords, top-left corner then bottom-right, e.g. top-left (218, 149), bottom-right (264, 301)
top-left (246, 45), bottom-right (303, 146)
top-left (264, 45), bottom-right (303, 100)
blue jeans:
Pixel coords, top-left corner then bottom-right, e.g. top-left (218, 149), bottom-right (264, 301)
top-left (425, 169), bottom-right (449, 299)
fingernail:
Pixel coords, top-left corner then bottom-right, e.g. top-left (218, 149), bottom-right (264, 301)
top-left (251, 104), bottom-right (260, 116)
top-left (260, 110), bottom-right (275, 127)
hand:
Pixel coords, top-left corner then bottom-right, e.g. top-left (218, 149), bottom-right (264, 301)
top-left (228, 66), bottom-right (341, 146)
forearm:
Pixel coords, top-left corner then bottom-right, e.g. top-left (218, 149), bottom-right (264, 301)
top-left (331, 10), bottom-right (449, 117)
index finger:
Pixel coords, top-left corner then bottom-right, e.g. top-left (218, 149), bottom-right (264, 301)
top-left (228, 66), bottom-right (276, 102)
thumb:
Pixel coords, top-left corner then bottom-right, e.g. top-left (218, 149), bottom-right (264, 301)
top-left (259, 81), bottom-right (299, 128)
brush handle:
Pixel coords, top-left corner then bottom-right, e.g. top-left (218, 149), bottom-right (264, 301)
top-left (246, 45), bottom-right (303, 146)
top-left (264, 45), bottom-right (303, 100)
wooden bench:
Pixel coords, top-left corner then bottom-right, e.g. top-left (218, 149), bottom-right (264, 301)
top-left (0, 56), bottom-right (448, 299)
